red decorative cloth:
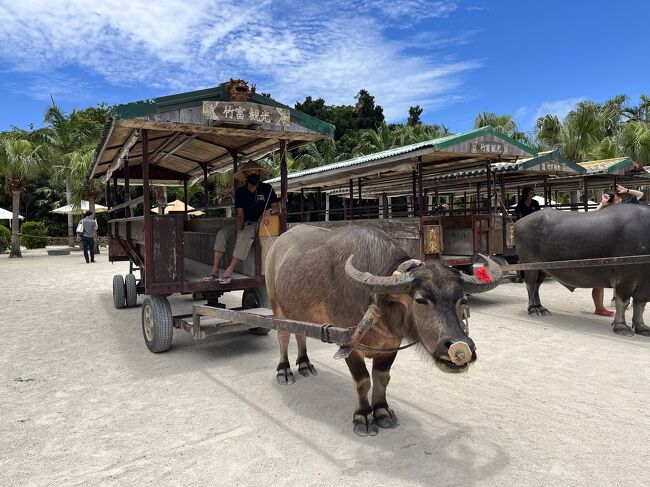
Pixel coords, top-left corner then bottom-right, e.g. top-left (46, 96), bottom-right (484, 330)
top-left (475, 267), bottom-right (492, 282)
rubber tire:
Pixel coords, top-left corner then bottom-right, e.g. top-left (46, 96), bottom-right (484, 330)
top-left (124, 274), bottom-right (138, 308)
top-left (243, 288), bottom-right (271, 335)
top-left (141, 295), bottom-right (174, 353)
top-left (113, 275), bottom-right (125, 309)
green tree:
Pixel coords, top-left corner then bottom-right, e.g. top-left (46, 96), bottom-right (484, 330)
top-left (618, 121), bottom-right (650, 165)
top-left (0, 137), bottom-right (43, 257)
top-left (354, 89), bottom-right (385, 130)
top-left (41, 100), bottom-right (103, 245)
top-left (352, 122), bottom-right (398, 156)
top-left (407, 105), bottom-right (423, 126)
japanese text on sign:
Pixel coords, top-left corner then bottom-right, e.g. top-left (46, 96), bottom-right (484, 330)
top-left (202, 101), bottom-right (291, 127)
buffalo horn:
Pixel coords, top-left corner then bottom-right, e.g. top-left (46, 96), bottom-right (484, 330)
top-left (460, 254), bottom-right (503, 294)
top-left (345, 255), bottom-right (414, 295)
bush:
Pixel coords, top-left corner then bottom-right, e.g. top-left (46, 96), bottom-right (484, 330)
top-left (0, 225), bottom-right (10, 253)
top-left (20, 221), bottom-right (48, 249)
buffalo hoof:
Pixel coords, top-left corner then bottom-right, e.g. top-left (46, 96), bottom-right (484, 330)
top-left (634, 323), bottom-right (650, 337)
top-left (276, 368), bottom-right (295, 385)
top-left (297, 361), bottom-right (318, 377)
top-left (373, 407), bottom-right (400, 429)
top-left (353, 412), bottom-right (379, 437)
top-left (612, 323), bottom-right (634, 337)
top-left (528, 305), bottom-right (552, 317)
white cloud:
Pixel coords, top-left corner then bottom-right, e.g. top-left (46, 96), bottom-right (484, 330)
top-left (533, 97), bottom-right (585, 122)
top-left (0, 0), bottom-right (478, 122)
top-left (516, 97), bottom-right (585, 131)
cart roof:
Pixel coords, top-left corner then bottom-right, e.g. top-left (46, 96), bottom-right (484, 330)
top-left (267, 126), bottom-right (537, 193)
top-left (89, 82), bottom-right (334, 183)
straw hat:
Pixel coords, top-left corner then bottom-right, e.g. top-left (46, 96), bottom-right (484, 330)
top-left (234, 160), bottom-right (272, 182)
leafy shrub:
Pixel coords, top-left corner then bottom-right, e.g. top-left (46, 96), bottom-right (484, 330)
top-left (19, 221), bottom-right (48, 249)
top-left (0, 225), bottom-right (10, 253)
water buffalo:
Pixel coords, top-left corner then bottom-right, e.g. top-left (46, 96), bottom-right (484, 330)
top-left (265, 224), bottom-right (501, 436)
top-left (515, 205), bottom-right (650, 336)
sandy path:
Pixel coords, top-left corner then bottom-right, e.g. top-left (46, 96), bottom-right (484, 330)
top-left (1, 251), bottom-right (649, 487)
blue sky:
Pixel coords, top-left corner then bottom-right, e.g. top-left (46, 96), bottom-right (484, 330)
top-left (0, 0), bottom-right (648, 136)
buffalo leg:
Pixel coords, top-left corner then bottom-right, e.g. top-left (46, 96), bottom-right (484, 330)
top-left (295, 335), bottom-right (317, 377)
top-left (612, 295), bottom-right (634, 337)
top-left (524, 270), bottom-right (551, 316)
top-left (346, 351), bottom-right (378, 436)
top-left (371, 352), bottom-right (399, 429)
top-left (632, 300), bottom-right (650, 336)
top-left (276, 330), bottom-right (295, 384)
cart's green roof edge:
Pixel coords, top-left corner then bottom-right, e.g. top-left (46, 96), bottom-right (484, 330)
top-left (106, 83), bottom-right (335, 138)
top-left (266, 126), bottom-right (538, 184)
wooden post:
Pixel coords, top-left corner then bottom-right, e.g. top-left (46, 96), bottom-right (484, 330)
top-left (300, 188), bottom-right (304, 223)
top-left (142, 129), bottom-right (152, 290)
top-left (232, 151), bottom-right (238, 214)
top-left (202, 164), bottom-right (209, 210)
top-left (124, 160), bottom-right (131, 218)
top-left (316, 187), bottom-right (321, 222)
top-left (543, 176), bottom-right (549, 206)
top-left (357, 178), bottom-right (362, 218)
top-left (183, 177), bottom-right (188, 220)
top-left (325, 193), bottom-right (330, 221)
top-left (280, 140), bottom-right (288, 233)
top-left (463, 191), bottom-right (467, 215)
top-left (348, 178), bottom-right (354, 220)
top-left (475, 183), bottom-right (480, 212)
top-left (112, 174), bottom-right (119, 218)
top-left (388, 196), bottom-right (393, 218)
top-left (411, 170), bottom-right (417, 217)
top-left (583, 176), bottom-right (589, 212)
top-left (417, 156), bottom-right (423, 218)
top-left (486, 163), bottom-right (493, 255)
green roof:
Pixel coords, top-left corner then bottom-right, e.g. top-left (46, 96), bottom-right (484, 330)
top-left (107, 82), bottom-right (335, 138)
top-left (578, 157), bottom-right (633, 174)
top-left (267, 126), bottom-right (537, 184)
top-left (431, 150), bottom-right (585, 180)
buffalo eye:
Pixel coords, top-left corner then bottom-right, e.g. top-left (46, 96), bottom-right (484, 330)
top-left (415, 297), bottom-right (428, 304)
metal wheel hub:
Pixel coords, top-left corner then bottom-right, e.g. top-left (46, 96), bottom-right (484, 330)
top-left (143, 305), bottom-right (154, 341)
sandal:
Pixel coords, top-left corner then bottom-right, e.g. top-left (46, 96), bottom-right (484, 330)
top-left (203, 273), bottom-right (220, 281)
top-left (219, 275), bottom-right (232, 284)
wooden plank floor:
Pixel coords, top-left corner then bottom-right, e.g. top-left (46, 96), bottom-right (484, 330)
top-left (183, 258), bottom-right (249, 283)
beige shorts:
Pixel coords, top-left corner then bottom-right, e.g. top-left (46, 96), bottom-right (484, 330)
top-left (213, 223), bottom-right (257, 261)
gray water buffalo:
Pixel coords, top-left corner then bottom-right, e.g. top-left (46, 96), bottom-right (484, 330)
top-left (265, 224), bottom-right (501, 436)
top-left (515, 205), bottom-right (650, 336)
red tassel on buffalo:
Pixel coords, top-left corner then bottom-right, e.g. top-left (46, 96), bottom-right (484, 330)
top-left (475, 266), bottom-right (492, 283)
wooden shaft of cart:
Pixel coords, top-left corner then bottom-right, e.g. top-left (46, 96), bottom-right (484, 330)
top-left (500, 254), bottom-right (650, 272)
top-left (193, 305), bottom-right (356, 345)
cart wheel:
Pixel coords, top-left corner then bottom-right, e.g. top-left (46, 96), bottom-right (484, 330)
top-left (125, 274), bottom-right (138, 308)
top-left (243, 288), bottom-right (271, 335)
top-left (141, 295), bottom-right (173, 353)
top-left (112, 275), bottom-right (125, 309)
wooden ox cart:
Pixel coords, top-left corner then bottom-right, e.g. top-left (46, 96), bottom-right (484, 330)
top-left (88, 81), bottom-right (377, 355)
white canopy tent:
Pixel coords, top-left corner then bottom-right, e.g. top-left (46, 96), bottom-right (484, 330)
top-left (51, 201), bottom-right (108, 215)
top-left (0, 207), bottom-right (24, 221)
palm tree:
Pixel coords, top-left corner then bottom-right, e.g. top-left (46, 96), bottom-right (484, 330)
top-left (536, 102), bottom-right (604, 162)
top-left (618, 121), bottom-right (650, 165)
top-left (68, 149), bottom-right (104, 252)
top-left (0, 138), bottom-right (43, 257)
top-left (394, 124), bottom-right (446, 145)
top-left (352, 123), bottom-right (398, 156)
top-left (41, 100), bottom-right (97, 246)
top-left (294, 139), bottom-right (349, 169)
top-left (474, 111), bottom-right (530, 143)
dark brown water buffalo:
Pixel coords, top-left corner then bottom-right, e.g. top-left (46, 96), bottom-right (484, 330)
top-left (265, 224), bottom-right (501, 436)
top-left (515, 205), bottom-right (650, 336)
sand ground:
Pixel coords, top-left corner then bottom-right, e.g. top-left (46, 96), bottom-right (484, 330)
top-left (1, 250), bottom-right (649, 487)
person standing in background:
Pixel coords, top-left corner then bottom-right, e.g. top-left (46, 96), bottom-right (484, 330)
top-left (76, 210), bottom-right (98, 263)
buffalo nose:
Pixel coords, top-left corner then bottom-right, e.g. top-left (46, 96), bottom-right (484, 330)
top-left (436, 338), bottom-right (475, 366)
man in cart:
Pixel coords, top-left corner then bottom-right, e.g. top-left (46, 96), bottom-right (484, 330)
top-left (206, 160), bottom-right (279, 283)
